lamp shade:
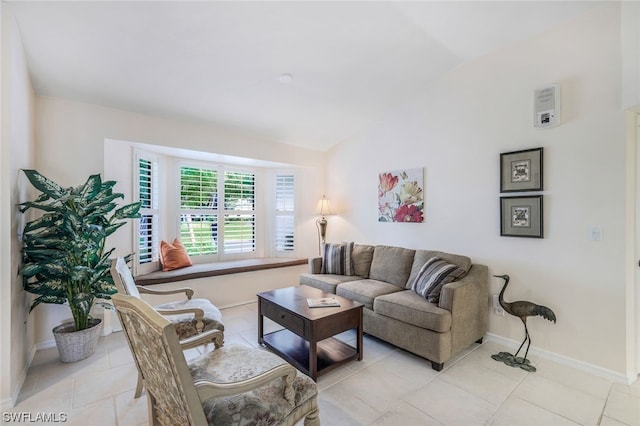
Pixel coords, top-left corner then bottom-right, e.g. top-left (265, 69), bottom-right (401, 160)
top-left (316, 196), bottom-right (333, 216)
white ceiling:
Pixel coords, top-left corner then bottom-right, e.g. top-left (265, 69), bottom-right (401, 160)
top-left (10, 1), bottom-right (607, 151)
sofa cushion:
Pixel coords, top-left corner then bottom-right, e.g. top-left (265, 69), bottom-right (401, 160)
top-left (299, 273), bottom-right (361, 294)
top-left (352, 244), bottom-right (375, 278)
top-left (336, 279), bottom-right (403, 310)
top-left (373, 290), bottom-right (451, 333)
top-left (369, 245), bottom-right (416, 288)
top-left (321, 242), bottom-right (354, 275)
top-left (407, 250), bottom-right (471, 290)
top-left (411, 257), bottom-right (467, 303)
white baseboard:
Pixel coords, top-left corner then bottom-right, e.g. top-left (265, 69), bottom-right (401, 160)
top-left (219, 299), bottom-right (258, 310)
top-left (1, 343), bottom-right (37, 410)
top-left (485, 333), bottom-right (634, 385)
top-left (35, 339), bottom-right (56, 351)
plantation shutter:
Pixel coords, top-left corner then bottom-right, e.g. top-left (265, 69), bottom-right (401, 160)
top-left (223, 171), bottom-right (256, 254)
top-left (179, 167), bottom-right (219, 256)
top-left (275, 174), bottom-right (295, 252)
top-left (138, 157), bottom-right (159, 264)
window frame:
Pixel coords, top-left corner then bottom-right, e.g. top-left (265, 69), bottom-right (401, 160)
top-left (133, 150), bottom-right (160, 275)
top-left (176, 160), bottom-right (259, 262)
top-left (273, 172), bottom-right (297, 256)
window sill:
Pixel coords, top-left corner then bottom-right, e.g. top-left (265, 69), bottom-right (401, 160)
top-left (135, 257), bottom-right (307, 286)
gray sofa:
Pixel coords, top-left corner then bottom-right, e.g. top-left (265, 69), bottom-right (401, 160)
top-left (299, 244), bottom-right (489, 371)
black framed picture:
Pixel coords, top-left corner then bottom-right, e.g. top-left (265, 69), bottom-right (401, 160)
top-left (500, 195), bottom-right (543, 238)
top-left (500, 147), bottom-right (543, 192)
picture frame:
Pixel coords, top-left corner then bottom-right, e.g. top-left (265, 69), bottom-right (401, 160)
top-left (500, 147), bottom-right (543, 192)
top-left (378, 168), bottom-right (424, 223)
top-left (500, 195), bottom-right (543, 238)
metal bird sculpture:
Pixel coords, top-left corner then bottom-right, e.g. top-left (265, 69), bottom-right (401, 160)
top-left (492, 274), bottom-right (556, 372)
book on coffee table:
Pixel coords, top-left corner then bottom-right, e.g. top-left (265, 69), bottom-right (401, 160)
top-left (306, 297), bottom-right (341, 308)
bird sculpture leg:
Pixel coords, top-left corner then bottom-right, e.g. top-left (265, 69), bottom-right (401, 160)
top-left (520, 322), bottom-right (532, 365)
top-left (513, 319), bottom-right (529, 359)
top-left (516, 323), bottom-right (536, 372)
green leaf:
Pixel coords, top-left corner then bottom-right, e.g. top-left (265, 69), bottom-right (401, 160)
top-left (23, 214), bottom-right (60, 233)
top-left (19, 200), bottom-right (60, 213)
top-left (81, 225), bottom-right (105, 244)
top-left (24, 278), bottom-right (66, 297)
top-left (87, 202), bottom-right (118, 218)
top-left (81, 174), bottom-right (102, 200)
top-left (93, 280), bottom-right (117, 297)
top-left (20, 263), bottom-right (42, 278)
top-left (113, 202), bottom-right (142, 220)
top-left (41, 263), bottom-right (67, 277)
top-left (71, 266), bottom-right (91, 283)
top-left (101, 180), bottom-right (117, 191)
top-left (85, 193), bottom-right (123, 212)
top-left (30, 295), bottom-right (67, 312)
top-left (22, 170), bottom-right (65, 198)
top-left (103, 222), bottom-right (125, 237)
top-left (62, 210), bottom-right (85, 234)
top-left (21, 248), bottom-right (60, 261)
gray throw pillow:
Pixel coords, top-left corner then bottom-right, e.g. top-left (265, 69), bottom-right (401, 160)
top-left (320, 242), bottom-right (354, 275)
top-left (411, 257), bottom-right (467, 303)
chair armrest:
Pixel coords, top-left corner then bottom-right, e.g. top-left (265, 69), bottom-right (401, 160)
top-left (195, 363), bottom-right (297, 403)
top-left (156, 307), bottom-right (205, 333)
top-left (180, 329), bottom-right (224, 350)
top-left (308, 257), bottom-right (322, 274)
top-left (137, 285), bottom-right (194, 300)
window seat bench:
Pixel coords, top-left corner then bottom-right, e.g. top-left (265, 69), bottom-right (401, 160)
top-left (135, 258), bottom-right (307, 286)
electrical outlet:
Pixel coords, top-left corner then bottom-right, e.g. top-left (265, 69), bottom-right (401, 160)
top-left (492, 295), bottom-right (504, 316)
top-left (589, 226), bottom-right (602, 241)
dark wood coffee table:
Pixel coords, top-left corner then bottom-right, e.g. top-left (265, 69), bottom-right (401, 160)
top-left (257, 285), bottom-right (363, 380)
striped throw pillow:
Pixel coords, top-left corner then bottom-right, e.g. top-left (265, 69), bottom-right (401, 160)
top-left (321, 242), bottom-right (354, 275)
top-left (343, 241), bottom-right (354, 276)
top-left (411, 257), bottom-right (467, 303)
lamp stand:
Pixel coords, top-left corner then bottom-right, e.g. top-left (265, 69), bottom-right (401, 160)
top-left (316, 217), bottom-right (327, 255)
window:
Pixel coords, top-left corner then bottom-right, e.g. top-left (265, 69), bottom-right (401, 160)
top-left (179, 166), bottom-right (219, 256)
top-left (179, 165), bottom-right (256, 259)
top-left (274, 174), bottom-right (295, 253)
top-left (223, 171), bottom-right (256, 254)
top-left (133, 148), bottom-right (294, 267)
top-left (136, 154), bottom-right (159, 268)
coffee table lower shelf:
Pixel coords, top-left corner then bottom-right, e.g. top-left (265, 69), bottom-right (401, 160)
top-left (262, 328), bottom-right (358, 380)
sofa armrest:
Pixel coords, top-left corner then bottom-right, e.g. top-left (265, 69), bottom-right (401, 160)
top-left (308, 257), bottom-right (322, 274)
top-left (439, 264), bottom-right (489, 354)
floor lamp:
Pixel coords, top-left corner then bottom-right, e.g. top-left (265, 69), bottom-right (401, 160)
top-left (316, 195), bottom-right (333, 255)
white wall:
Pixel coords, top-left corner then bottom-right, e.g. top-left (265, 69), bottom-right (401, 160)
top-left (1, 3), bottom-right (36, 409)
top-left (621, 1), bottom-right (640, 111)
top-left (326, 4), bottom-right (627, 375)
top-left (33, 97), bottom-right (326, 346)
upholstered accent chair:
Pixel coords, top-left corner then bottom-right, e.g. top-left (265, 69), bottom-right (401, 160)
top-left (110, 257), bottom-right (225, 398)
top-left (112, 294), bottom-right (320, 426)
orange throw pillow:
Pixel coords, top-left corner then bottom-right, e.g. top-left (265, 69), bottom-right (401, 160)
top-left (159, 239), bottom-right (192, 271)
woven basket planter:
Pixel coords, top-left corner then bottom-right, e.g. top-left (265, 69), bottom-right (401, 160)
top-left (52, 318), bottom-right (102, 363)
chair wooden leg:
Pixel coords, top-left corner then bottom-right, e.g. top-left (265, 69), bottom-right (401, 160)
top-left (147, 391), bottom-right (161, 426)
top-left (134, 373), bottom-right (144, 398)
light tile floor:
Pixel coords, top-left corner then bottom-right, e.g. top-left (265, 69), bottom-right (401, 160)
top-left (8, 301), bottom-right (640, 426)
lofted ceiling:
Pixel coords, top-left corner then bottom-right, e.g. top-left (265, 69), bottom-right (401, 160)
top-left (9, 1), bottom-right (607, 151)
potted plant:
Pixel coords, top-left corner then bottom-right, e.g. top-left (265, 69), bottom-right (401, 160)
top-left (20, 169), bottom-right (141, 362)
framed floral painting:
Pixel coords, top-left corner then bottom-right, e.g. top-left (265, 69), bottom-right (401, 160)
top-left (378, 168), bottom-right (424, 223)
